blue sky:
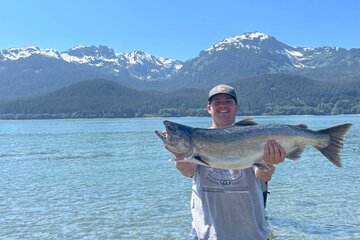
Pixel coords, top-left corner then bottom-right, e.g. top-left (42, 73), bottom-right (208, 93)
top-left (1, 0), bottom-right (359, 61)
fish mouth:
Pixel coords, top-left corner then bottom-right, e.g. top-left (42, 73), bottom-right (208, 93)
top-left (155, 120), bottom-right (175, 140)
top-left (155, 130), bottom-right (167, 141)
top-left (155, 130), bottom-right (184, 156)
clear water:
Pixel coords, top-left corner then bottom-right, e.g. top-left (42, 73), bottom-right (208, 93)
top-left (0, 115), bottom-right (359, 239)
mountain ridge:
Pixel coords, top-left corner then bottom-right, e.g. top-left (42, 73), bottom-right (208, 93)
top-left (0, 31), bottom-right (359, 100)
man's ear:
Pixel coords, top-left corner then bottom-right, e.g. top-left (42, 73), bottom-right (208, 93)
top-left (207, 103), bottom-right (211, 114)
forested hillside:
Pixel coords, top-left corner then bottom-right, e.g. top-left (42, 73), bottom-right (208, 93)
top-left (0, 75), bottom-right (358, 119)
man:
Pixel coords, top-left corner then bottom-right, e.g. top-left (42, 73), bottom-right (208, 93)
top-left (176, 84), bottom-right (286, 240)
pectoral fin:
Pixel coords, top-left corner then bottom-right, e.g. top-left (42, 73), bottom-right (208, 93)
top-left (192, 155), bottom-right (211, 167)
top-left (172, 154), bottom-right (211, 167)
top-left (286, 146), bottom-right (305, 160)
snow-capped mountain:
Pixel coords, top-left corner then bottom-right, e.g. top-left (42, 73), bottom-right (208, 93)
top-left (205, 32), bottom-right (349, 68)
top-left (0, 45), bottom-right (183, 99)
top-left (61, 46), bottom-right (182, 81)
top-left (0, 31), bottom-right (359, 99)
top-left (0, 46), bottom-right (62, 61)
top-left (206, 32), bottom-right (288, 54)
top-left (172, 32), bottom-right (359, 88)
top-left (217, 32), bottom-right (357, 68)
top-left (0, 45), bottom-right (183, 81)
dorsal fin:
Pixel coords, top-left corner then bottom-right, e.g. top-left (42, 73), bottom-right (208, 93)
top-left (234, 118), bottom-right (258, 126)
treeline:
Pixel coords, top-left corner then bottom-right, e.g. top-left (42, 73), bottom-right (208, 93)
top-left (0, 75), bottom-right (359, 119)
top-left (2, 99), bottom-right (355, 119)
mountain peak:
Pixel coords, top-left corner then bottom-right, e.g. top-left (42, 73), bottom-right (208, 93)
top-left (205, 31), bottom-right (288, 54)
top-left (60, 45), bottom-right (118, 66)
top-left (238, 31), bottom-right (270, 41)
top-left (62, 45), bottom-right (116, 59)
top-left (0, 46), bottom-right (60, 61)
top-left (123, 50), bottom-right (160, 65)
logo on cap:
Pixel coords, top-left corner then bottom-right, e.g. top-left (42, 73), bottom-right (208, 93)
top-left (217, 86), bottom-right (227, 93)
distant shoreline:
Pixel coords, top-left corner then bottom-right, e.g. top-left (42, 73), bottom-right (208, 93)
top-left (1, 113), bottom-right (359, 120)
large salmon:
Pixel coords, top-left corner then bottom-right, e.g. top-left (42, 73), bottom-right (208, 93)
top-left (155, 119), bottom-right (352, 170)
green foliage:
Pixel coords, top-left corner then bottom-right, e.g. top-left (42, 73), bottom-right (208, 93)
top-left (0, 76), bottom-right (359, 119)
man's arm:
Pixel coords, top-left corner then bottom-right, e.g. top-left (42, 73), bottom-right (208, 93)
top-left (176, 161), bottom-right (197, 177)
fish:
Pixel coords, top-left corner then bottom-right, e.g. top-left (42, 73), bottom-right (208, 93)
top-left (155, 118), bottom-right (352, 170)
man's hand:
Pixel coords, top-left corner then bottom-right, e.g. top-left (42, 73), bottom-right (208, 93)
top-left (176, 161), bottom-right (197, 177)
top-left (263, 139), bottom-right (286, 165)
top-left (256, 140), bottom-right (286, 182)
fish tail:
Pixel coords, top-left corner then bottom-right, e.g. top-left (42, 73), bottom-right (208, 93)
top-left (315, 123), bottom-right (352, 167)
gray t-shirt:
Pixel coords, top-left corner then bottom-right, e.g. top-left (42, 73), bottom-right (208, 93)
top-left (190, 165), bottom-right (269, 240)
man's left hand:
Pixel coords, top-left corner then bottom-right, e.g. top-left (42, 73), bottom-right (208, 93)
top-left (263, 139), bottom-right (286, 165)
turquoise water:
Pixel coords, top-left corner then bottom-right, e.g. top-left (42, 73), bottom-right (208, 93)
top-left (0, 115), bottom-right (359, 239)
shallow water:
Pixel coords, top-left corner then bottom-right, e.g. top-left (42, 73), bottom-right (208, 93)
top-left (0, 115), bottom-right (359, 239)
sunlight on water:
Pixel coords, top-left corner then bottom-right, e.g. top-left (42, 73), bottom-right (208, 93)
top-left (0, 116), bottom-right (359, 239)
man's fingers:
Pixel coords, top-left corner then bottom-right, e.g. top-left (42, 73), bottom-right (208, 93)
top-left (264, 140), bottom-right (286, 164)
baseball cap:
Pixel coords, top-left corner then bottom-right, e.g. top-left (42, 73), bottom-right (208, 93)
top-left (208, 84), bottom-right (237, 103)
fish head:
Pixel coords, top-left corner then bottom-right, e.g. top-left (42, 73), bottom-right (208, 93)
top-left (155, 120), bottom-right (193, 156)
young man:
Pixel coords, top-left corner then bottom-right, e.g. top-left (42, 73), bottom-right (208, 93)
top-left (176, 84), bottom-right (286, 240)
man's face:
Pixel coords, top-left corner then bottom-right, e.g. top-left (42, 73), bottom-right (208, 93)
top-left (207, 94), bottom-right (239, 128)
